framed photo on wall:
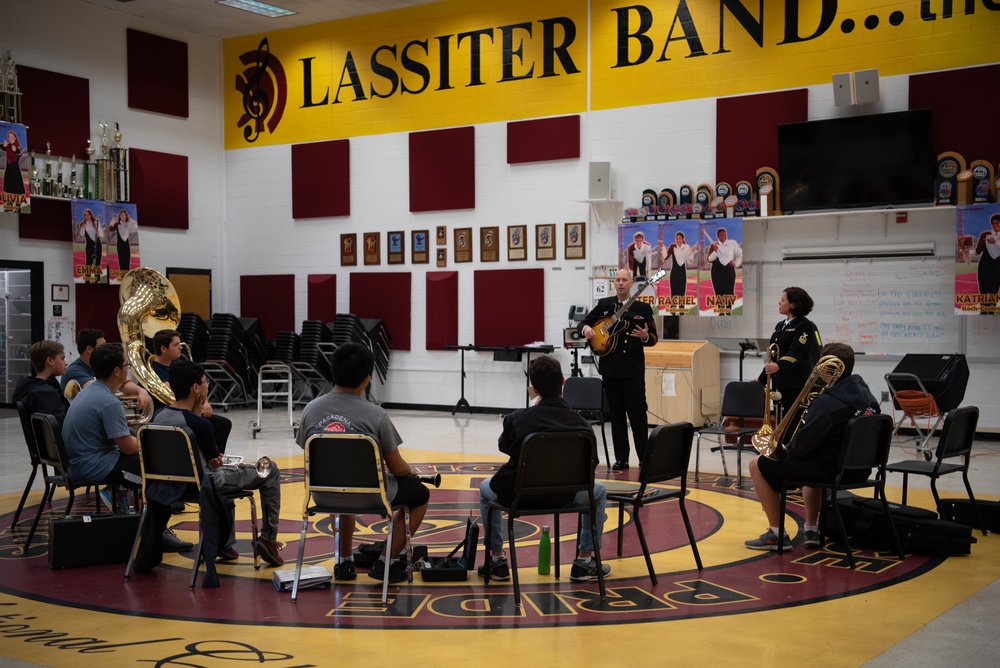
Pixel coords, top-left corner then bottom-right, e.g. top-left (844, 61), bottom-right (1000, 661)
top-left (564, 222), bottom-right (586, 259)
top-left (363, 232), bottom-right (380, 265)
top-left (412, 230), bottom-right (429, 264)
top-left (480, 226), bottom-right (499, 262)
top-left (536, 223), bottom-right (555, 260)
top-left (340, 233), bottom-right (357, 266)
top-left (388, 231), bottom-right (405, 264)
top-left (454, 227), bottom-right (472, 263)
top-left (51, 284), bottom-right (70, 302)
top-left (508, 224), bottom-right (527, 261)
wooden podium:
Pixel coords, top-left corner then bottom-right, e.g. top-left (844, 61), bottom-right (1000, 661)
top-left (644, 341), bottom-right (720, 427)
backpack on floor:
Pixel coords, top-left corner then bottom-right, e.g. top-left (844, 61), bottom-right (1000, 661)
top-left (835, 494), bottom-right (977, 556)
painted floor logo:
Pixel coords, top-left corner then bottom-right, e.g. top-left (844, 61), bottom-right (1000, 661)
top-left (0, 463), bottom-right (939, 630)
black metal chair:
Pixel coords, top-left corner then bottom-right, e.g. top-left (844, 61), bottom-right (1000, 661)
top-left (23, 413), bottom-right (103, 553)
top-left (608, 423), bottom-right (702, 585)
top-left (13, 402), bottom-right (48, 527)
top-left (483, 430), bottom-right (606, 607)
top-left (694, 381), bottom-right (765, 486)
top-left (563, 376), bottom-right (611, 468)
top-left (885, 406), bottom-right (986, 536)
top-left (123, 425), bottom-right (260, 584)
top-left (777, 414), bottom-right (905, 570)
top-left (292, 433), bottom-right (413, 605)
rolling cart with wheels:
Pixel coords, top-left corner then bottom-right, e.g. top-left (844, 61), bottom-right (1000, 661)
top-left (251, 362), bottom-right (299, 439)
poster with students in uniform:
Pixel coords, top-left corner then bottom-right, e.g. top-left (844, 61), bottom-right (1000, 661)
top-left (656, 219), bottom-right (700, 316)
top-left (698, 219), bottom-right (744, 316)
top-left (618, 220), bottom-right (658, 311)
top-left (107, 203), bottom-right (140, 284)
top-left (955, 203), bottom-right (1000, 315)
top-left (72, 200), bottom-right (107, 284)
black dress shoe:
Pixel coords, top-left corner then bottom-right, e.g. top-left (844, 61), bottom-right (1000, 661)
top-left (612, 461), bottom-right (630, 471)
top-left (162, 527), bottom-right (194, 552)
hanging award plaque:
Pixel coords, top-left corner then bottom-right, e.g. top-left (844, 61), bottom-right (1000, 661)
top-left (411, 230), bottom-right (429, 264)
top-left (363, 232), bottom-right (380, 265)
top-left (508, 224), bottom-right (527, 261)
top-left (387, 231), bottom-right (405, 264)
top-left (454, 227), bottom-right (472, 263)
top-left (480, 226), bottom-right (499, 262)
top-left (340, 233), bottom-right (357, 266)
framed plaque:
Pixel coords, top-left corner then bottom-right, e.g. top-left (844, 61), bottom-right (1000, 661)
top-left (564, 222), bottom-right (585, 260)
top-left (363, 232), bottom-right (380, 265)
top-left (411, 229), bottom-right (429, 264)
top-left (536, 223), bottom-right (555, 260)
top-left (480, 226), bottom-right (499, 262)
top-left (387, 231), bottom-right (405, 265)
top-left (340, 233), bottom-right (357, 266)
top-left (508, 224), bottom-right (527, 261)
top-left (454, 227), bottom-right (472, 263)
top-left (436, 225), bottom-right (447, 245)
top-left (436, 248), bottom-right (447, 267)
top-left (51, 284), bottom-right (70, 302)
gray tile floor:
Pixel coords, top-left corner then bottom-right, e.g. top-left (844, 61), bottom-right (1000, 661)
top-left (0, 406), bottom-right (997, 667)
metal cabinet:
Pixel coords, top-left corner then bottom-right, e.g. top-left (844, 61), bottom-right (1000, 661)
top-left (1, 269), bottom-right (33, 404)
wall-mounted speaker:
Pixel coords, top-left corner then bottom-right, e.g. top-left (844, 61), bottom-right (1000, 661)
top-left (589, 162), bottom-right (610, 199)
top-left (833, 72), bottom-right (854, 106)
top-left (854, 68), bottom-right (880, 104)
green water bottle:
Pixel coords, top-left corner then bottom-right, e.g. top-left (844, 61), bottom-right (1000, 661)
top-left (538, 525), bottom-right (551, 575)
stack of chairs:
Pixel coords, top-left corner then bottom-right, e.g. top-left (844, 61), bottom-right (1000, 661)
top-left (299, 320), bottom-right (335, 382)
top-left (360, 318), bottom-right (392, 384)
top-left (202, 313), bottom-right (255, 409)
top-left (272, 331), bottom-right (300, 364)
top-left (178, 312), bottom-right (210, 362)
top-left (240, 317), bottom-right (269, 377)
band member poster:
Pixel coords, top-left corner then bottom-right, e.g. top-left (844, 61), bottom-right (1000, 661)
top-left (699, 219), bottom-right (744, 316)
top-left (618, 221), bottom-right (658, 310)
top-left (72, 200), bottom-right (107, 284)
top-left (657, 219), bottom-right (700, 315)
top-left (1, 122), bottom-right (29, 213)
top-left (955, 203), bottom-right (1000, 315)
top-left (107, 203), bottom-right (140, 284)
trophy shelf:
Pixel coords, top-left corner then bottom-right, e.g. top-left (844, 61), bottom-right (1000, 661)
top-left (752, 204), bottom-right (950, 242)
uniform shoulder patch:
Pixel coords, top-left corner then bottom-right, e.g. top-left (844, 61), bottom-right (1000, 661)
top-left (798, 333), bottom-right (808, 344)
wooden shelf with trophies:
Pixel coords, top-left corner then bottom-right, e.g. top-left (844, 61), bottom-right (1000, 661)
top-left (27, 121), bottom-right (129, 203)
top-left (643, 340), bottom-right (720, 427)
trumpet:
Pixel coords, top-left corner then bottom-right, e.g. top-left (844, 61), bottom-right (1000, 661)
top-left (221, 454), bottom-right (274, 479)
top-left (751, 355), bottom-right (845, 461)
top-left (753, 343), bottom-right (780, 448)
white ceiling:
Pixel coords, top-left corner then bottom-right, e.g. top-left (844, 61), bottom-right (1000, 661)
top-left (81, 0), bottom-right (442, 39)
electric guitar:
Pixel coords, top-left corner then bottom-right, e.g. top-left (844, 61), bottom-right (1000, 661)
top-left (587, 269), bottom-right (666, 357)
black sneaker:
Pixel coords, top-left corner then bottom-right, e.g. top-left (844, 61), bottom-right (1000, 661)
top-left (162, 527), bottom-right (193, 552)
top-left (335, 559), bottom-right (357, 581)
top-left (368, 558), bottom-right (407, 584)
top-left (476, 556), bottom-right (511, 581)
top-left (744, 529), bottom-right (793, 551)
top-left (802, 530), bottom-right (822, 548)
top-left (570, 557), bottom-right (611, 582)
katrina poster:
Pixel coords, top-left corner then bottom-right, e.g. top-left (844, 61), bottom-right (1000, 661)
top-left (955, 204), bottom-right (1000, 316)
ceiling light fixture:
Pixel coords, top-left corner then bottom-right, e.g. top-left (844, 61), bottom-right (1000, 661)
top-left (216, 0), bottom-right (297, 18)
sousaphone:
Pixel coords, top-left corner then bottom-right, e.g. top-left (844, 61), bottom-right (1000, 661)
top-left (117, 267), bottom-right (181, 407)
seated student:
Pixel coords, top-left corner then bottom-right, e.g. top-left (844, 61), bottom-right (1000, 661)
top-left (13, 340), bottom-right (70, 426)
top-left (61, 343), bottom-right (191, 552)
top-left (149, 328), bottom-right (232, 453)
top-left (745, 342), bottom-right (880, 551)
top-left (152, 360), bottom-right (284, 566)
top-left (297, 342), bottom-right (430, 583)
top-left (477, 355), bottom-right (610, 582)
top-left (60, 328), bottom-right (151, 412)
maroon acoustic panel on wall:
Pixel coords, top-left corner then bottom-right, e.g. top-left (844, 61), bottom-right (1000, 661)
top-left (75, 283), bottom-right (122, 342)
top-left (18, 65), bottom-right (90, 158)
top-left (426, 271), bottom-right (458, 350)
top-left (240, 274), bottom-right (294, 342)
top-left (910, 64), bottom-right (1000, 163)
top-left (308, 274), bottom-right (337, 323)
top-left (349, 272), bottom-right (412, 351)
top-left (129, 148), bottom-right (189, 229)
top-left (716, 89), bottom-right (808, 188)
top-left (127, 29), bottom-right (189, 118)
top-left (474, 268), bottom-right (543, 347)
top-left (409, 127), bottom-right (475, 212)
top-left (507, 115), bottom-right (580, 163)
top-left (19, 197), bottom-right (72, 241)
top-left (292, 139), bottom-right (350, 218)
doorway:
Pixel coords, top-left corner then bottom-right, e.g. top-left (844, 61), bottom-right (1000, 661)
top-left (0, 259), bottom-right (44, 406)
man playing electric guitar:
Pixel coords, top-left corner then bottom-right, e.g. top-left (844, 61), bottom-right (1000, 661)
top-left (579, 268), bottom-right (659, 471)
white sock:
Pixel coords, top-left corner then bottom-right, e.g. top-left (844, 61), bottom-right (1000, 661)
top-left (804, 524), bottom-right (818, 533)
top-left (769, 526), bottom-right (780, 536)
top-left (376, 556), bottom-right (386, 564)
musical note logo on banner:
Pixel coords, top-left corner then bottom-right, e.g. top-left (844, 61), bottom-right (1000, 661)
top-left (235, 38), bottom-right (287, 143)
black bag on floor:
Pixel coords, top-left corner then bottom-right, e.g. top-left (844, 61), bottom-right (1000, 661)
top-left (836, 494), bottom-right (977, 556)
top-left (938, 498), bottom-right (1000, 533)
top-left (48, 514), bottom-right (141, 569)
top-left (419, 518), bottom-right (479, 582)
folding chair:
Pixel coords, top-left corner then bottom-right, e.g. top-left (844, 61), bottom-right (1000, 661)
top-left (563, 376), bottom-right (612, 468)
top-left (885, 372), bottom-right (944, 461)
top-left (123, 425), bottom-right (260, 584)
top-left (483, 430), bottom-right (606, 608)
top-left (13, 402), bottom-right (48, 527)
top-left (886, 406), bottom-right (987, 536)
top-left (777, 414), bottom-right (905, 570)
top-left (608, 423), bottom-right (702, 585)
top-left (694, 381), bottom-right (765, 486)
top-left (23, 413), bottom-right (104, 553)
top-left (291, 434), bottom-right (413, 605)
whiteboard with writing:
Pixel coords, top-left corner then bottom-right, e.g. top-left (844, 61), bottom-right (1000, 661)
top-left (761, 257), bottom-right (959, 354)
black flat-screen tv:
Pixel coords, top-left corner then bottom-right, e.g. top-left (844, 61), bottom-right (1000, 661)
top-left (777, 109), bottom-right (934, 212)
